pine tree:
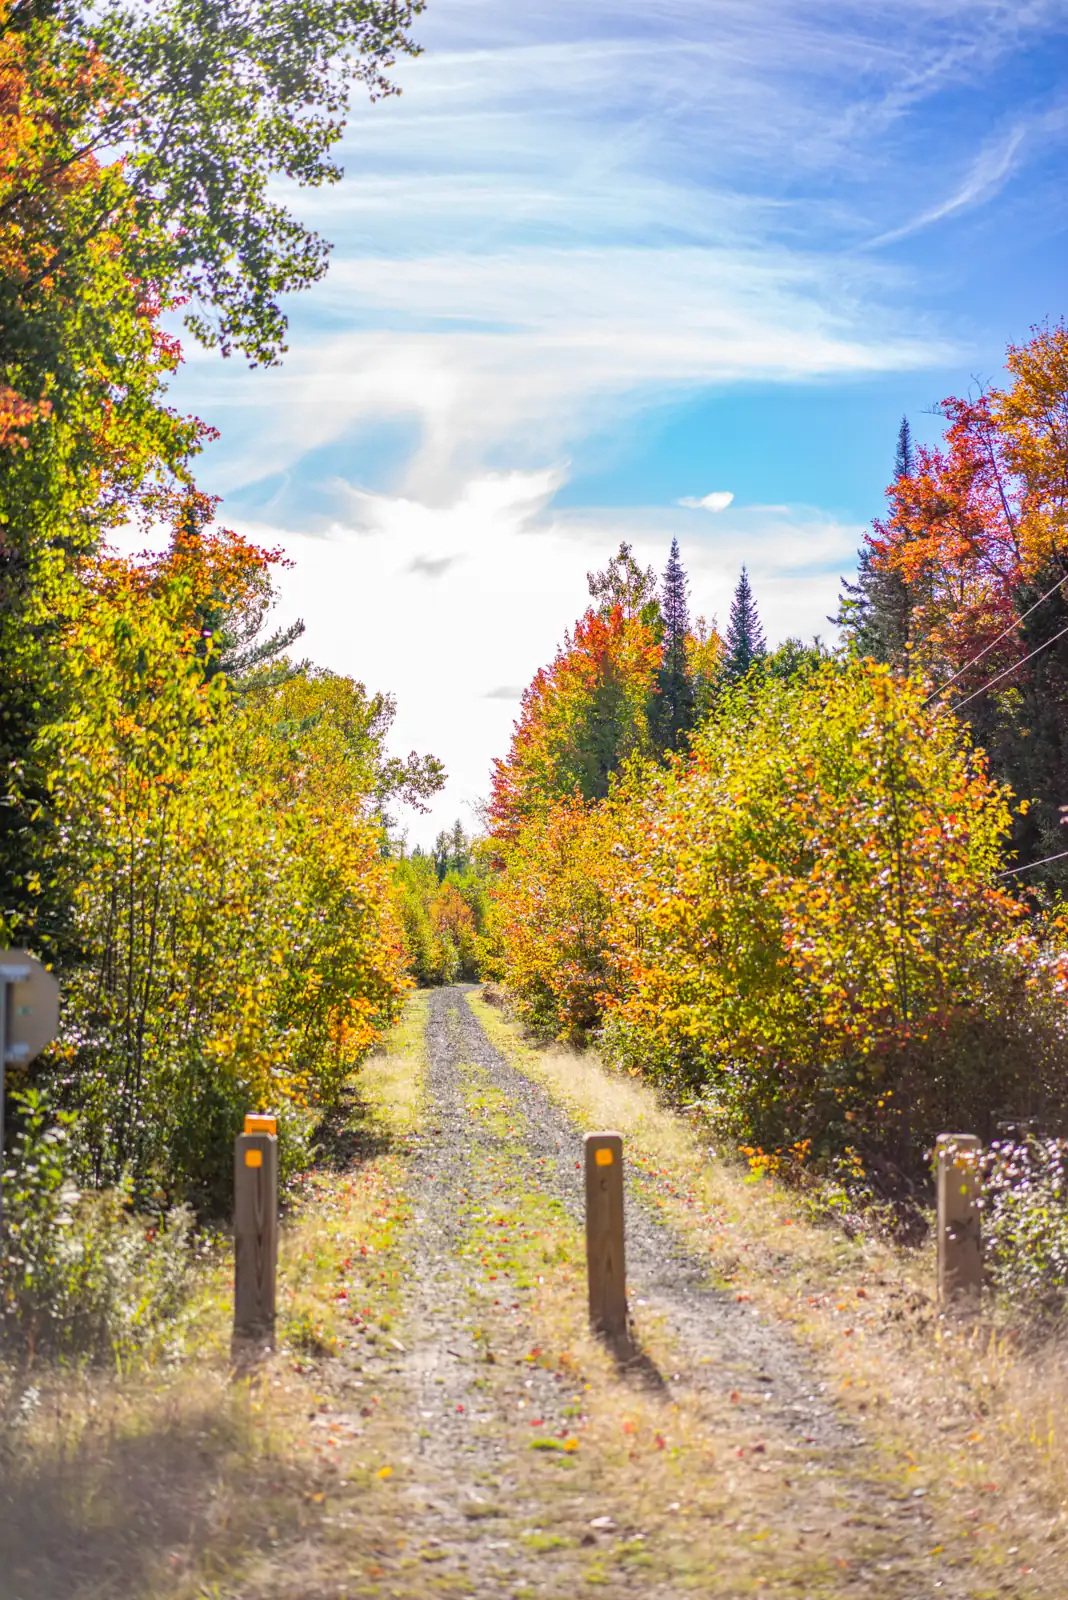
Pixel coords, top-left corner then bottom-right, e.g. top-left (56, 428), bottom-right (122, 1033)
top-left (725, 567), bottom-right (766, 681)
top-left (893, 415), bottom-right (914, 480)
top-left (654, 538), bottom-right (695, 752)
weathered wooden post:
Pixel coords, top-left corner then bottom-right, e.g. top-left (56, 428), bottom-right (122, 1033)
top-left (936, 1133), bottom-right (982, 1306)
top-left (585, 1131), bottom-right (627, 1339)
top-left (233, 1112), bottom-right (279, 1348)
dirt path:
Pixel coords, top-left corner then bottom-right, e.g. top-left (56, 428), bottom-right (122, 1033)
top-left (379, 985), bottom-right (985, 1597)
top-left (3, 987), bottom-right (1041, 1598)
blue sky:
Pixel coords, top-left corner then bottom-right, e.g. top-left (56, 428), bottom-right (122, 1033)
top-left (164, 0), bottom-right (1068, 841)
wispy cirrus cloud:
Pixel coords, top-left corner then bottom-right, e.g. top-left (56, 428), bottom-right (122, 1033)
top-left (177, 0), bottom-right (1065, 511)
top-left (867, 102), bottom-right (1068, 248)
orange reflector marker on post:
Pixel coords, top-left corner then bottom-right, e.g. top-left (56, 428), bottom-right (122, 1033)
top-left (244, 1112), bottom-right (278, 1136)
top-left (234, 1115), bottom-right (279, 1350)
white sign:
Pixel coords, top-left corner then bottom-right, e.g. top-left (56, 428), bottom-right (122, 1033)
top-left (0, 949), bottom-right (60, 1065)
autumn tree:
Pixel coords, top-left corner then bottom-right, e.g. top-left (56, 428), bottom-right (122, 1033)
top-left (490, 551), bottom-right (662, 837)
top-left (0, 0), bottom-right (423, 944)
top-left (586, 541), bottom-right (658, 623)
top-left (599, 662), bottom-right (1065, 1174)
top-left (31, 533), bottom-right (433, 1205)
top-left (840, 324), bottom-right (1068, 875)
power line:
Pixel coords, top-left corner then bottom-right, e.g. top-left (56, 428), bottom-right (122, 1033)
top-left (924, 573), bottom-right (1067, 706)
top-left (949, 622), bottom-right (1068, 714)
top-left (998, 847), bottom-right (1068, 879)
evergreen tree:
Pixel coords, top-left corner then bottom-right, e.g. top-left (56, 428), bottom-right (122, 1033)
top-left (834, 415), bottom-right (916, 665)
top-left (894, 415), bottom-right (914, 480)
top-left (725, 567), bottom-right (766, 681)
top-left (654, 538), bottom-right (695, 752)
top-left (433, 820), bottom-right (471, 881)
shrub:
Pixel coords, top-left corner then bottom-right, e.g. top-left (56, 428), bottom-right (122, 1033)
top-left (484, 793), bottom-right (624, 1041)
top-left (980, 1136), bottom-right (1068, 1316)
top-left (0, 1090), bottom-right (199, 1362)
top-left (603, 662), bottom-right (1067, 1175)
top-left (489, 659), bottom-right (1068, 1180)
top-left (31, 554), bottom-right (411, 1206)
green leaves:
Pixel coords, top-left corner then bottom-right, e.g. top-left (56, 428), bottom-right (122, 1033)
top-left (83, 0), bottom-right (425, 364)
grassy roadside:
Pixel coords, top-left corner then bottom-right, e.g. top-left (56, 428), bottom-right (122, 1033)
top-left (0, 993), bottom-right (430, 1600)
top-left (469, 989), bottom-right (1068, 1596)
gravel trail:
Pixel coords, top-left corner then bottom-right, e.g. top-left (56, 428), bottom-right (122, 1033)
top-left (387, 986), bottom-right (993, 1598)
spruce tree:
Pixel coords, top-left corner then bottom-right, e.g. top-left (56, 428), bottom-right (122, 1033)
top-left (725, 566), bottom-right (766, 681)
top-left (893, 415), bottom-right (914, 479)
top-left (654, 538), bottom-right (696, 752)
top-left (834, 415), bottom-right (916, 665)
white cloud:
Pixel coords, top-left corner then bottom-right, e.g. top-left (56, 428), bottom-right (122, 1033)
top-left (188, 245), bottom-right (944, 501)
top-left (678, 491), bottom-right (735, 512)
top-left (171, 0), bottom-right (1067, 504)
top-left (240, 474), bottom-right (863, 844)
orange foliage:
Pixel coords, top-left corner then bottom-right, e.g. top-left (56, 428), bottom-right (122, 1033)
top-left (490, 604), bottom-right (661, 839)
top-left (867, 321), bottom-right (1068, 689)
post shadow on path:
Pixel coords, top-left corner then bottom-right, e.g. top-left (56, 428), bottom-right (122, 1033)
top-left (602, 1322), bottom-right (669, 1392)
top-left (309, 1077), bottom-right (395, 1171)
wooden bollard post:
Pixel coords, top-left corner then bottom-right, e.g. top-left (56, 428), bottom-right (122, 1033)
top-left (234, 1112), bottom-right (279, 1347)
top-left (936, 1133), bottom-right (982, 1306)
top-left (585, 1132), bottom-right (627, 1339)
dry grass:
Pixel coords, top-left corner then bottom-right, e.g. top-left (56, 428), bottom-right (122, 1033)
top-left (469, 989), bottom-right (1068, 1593)
top-left (447, 1057), bottom-right (906, 1593)
top-left (0, 994), bottom-right (430, 1600)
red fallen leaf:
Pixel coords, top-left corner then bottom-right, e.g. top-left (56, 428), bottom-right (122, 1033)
top-left (730, 1391), bottom-right (740, 1404)
top-left (654, 1434), bottom-right (666, 1450)
top-left (736, 1293), bottom-right (750, 1302)
top-left (456, 1404), bottom-right (464, 1414)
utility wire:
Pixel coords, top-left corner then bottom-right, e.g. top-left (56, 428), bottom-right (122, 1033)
top-left (949, 622), bottom-right (1068, 714)
top-left (924, 573), bottom-right (1067, 706)
top-left (998, 847), bottom-right (1068, 879)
